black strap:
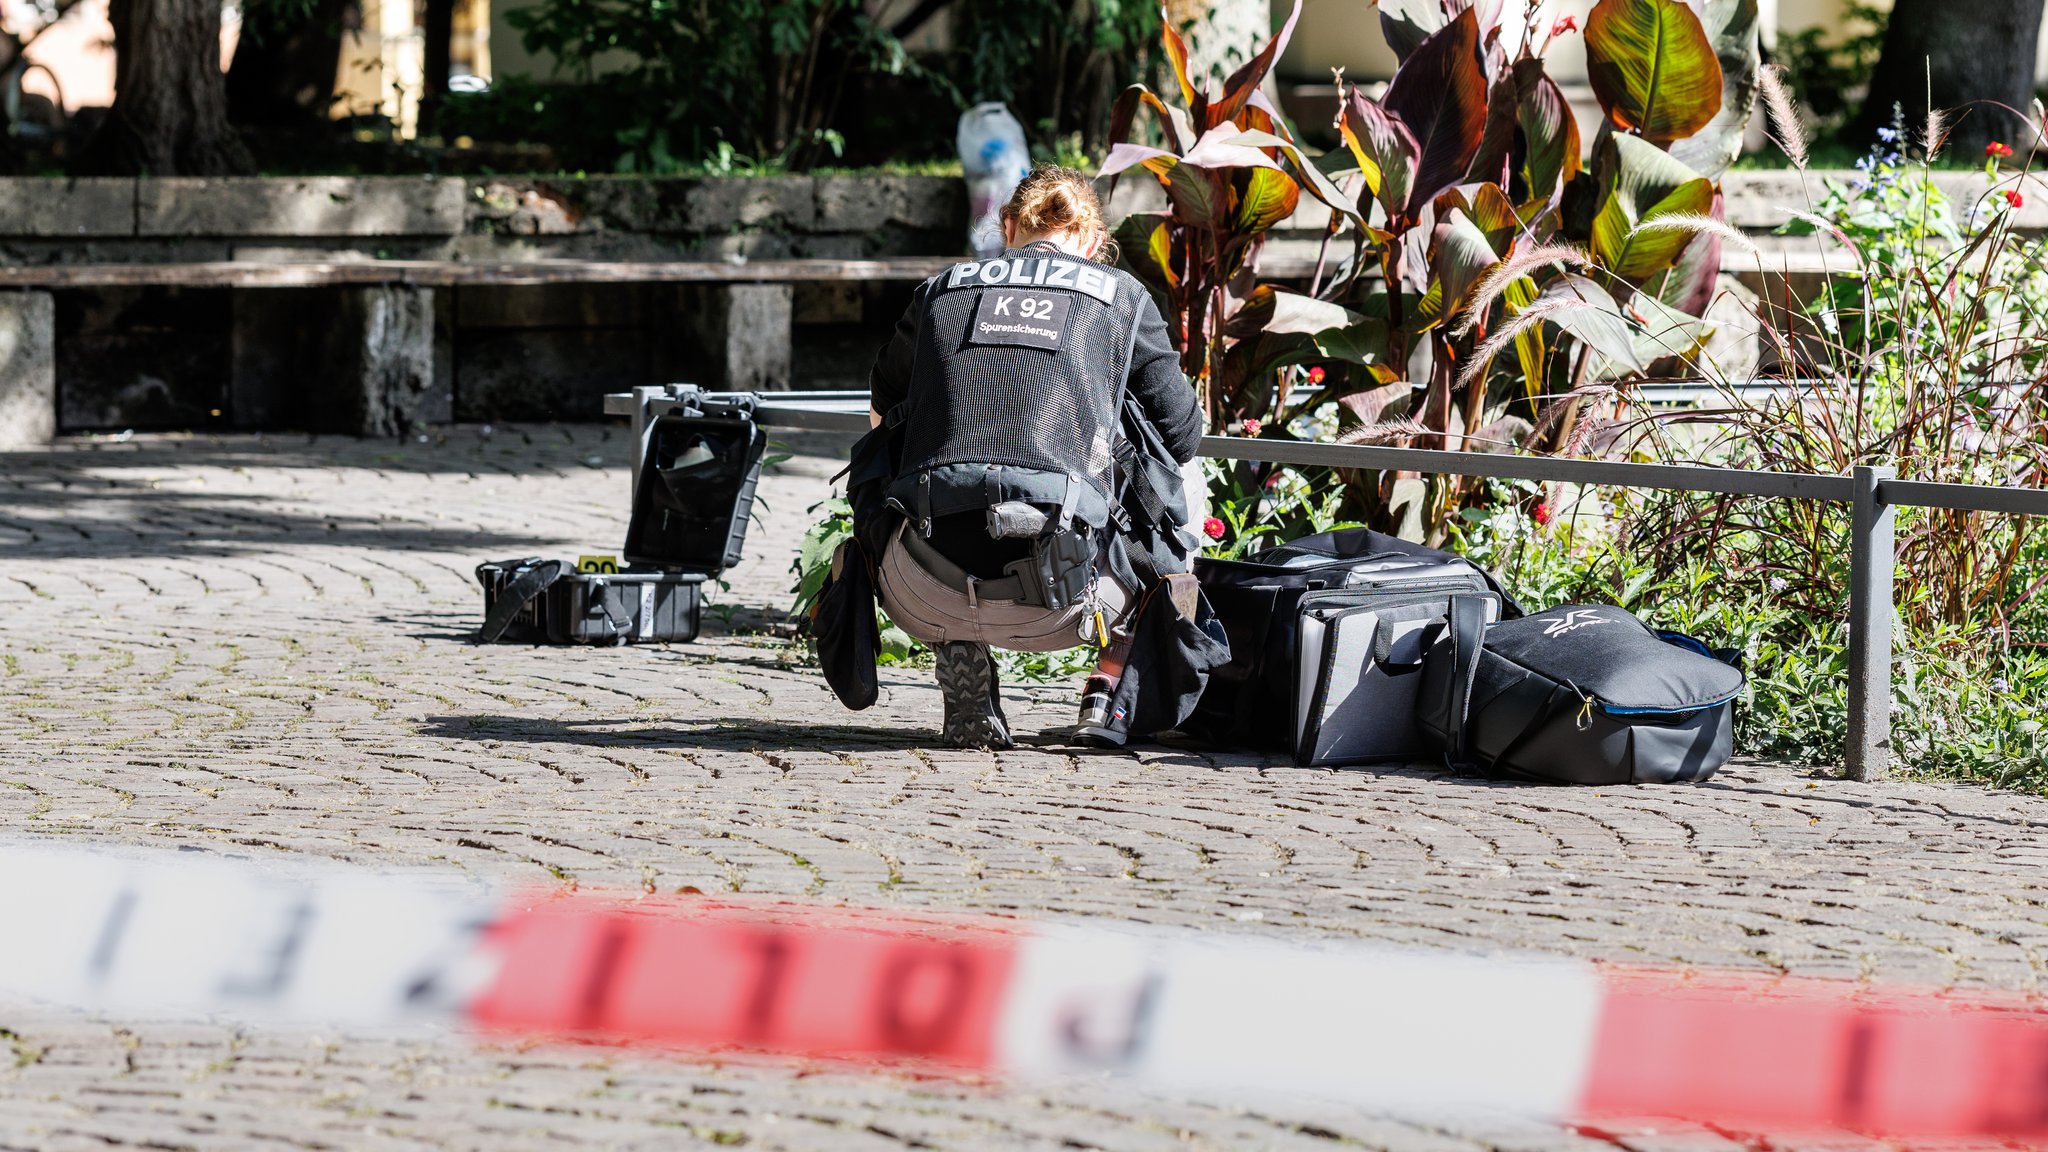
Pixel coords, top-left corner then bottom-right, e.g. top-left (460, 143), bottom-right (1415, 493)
top-left (480, 560), bottom-right (564, 642)
top-left (1369, 621), bottom-right (1427, 674)
top-left (1443, 594), bottom-right (1490, 767)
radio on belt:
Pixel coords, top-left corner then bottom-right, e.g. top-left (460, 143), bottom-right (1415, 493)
top-left (475, 385), bottom-right (767, 646)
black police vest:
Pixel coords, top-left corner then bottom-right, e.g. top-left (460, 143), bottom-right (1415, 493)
top-left (886, 248), bottom-right (1145, 533)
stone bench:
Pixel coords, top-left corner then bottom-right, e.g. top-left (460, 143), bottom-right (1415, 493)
top-left (0, 258), bottom-right (950, 448)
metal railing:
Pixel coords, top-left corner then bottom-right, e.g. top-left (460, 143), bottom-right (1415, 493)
top-left (605, 385), bottom-right (2048, 783)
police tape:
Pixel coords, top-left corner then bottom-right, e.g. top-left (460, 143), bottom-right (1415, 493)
top-left (0, 843), bottom-right (2043, 1138)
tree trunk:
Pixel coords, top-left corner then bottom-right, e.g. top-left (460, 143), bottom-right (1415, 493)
top-left (75, 0), bottom-right (252, 175)
top-left (418, 0), bottom-right (455, 135)
top-left (1854, 0), bottom-right (2046, 154)
top-left (226, 0), bottom-right (351, 128)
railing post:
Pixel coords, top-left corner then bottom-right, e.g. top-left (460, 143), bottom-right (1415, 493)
top-left (1845, 464), bottom-right (1896, 781)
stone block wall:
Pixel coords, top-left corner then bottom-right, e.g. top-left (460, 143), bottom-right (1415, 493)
top-left (0, 169), bottom-right (1930, 438)
top-left (0, 175), bottom-right (964, 433)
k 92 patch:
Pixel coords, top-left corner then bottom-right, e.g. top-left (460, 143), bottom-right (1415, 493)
top-left (968, 288), bottom-right (1071, 351)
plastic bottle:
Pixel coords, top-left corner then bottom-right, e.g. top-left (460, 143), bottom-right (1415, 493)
top-left (956, 103), bottom-right (1031, 258)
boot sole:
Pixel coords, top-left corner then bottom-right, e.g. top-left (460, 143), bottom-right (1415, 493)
top-left (936, 643), bottom-right (1012, 749)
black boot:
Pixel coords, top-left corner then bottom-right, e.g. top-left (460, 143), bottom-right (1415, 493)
top-left (936, 641), bottom-right (1012, 749)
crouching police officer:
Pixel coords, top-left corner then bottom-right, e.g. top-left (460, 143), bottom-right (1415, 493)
top-left (848, 165), bottom-right (1204, 748)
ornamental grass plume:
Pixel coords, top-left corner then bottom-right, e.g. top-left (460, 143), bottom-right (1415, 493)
top-left (1452, 243), bottom-right (1590, 338)
top-left (1758, 65), bottom-right (1808, 169)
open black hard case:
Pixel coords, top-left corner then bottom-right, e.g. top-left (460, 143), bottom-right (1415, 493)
top-left (476, 390), bottom-right (767, 646)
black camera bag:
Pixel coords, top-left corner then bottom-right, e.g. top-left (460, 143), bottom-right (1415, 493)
top-left (1189, 527), bottom-right (1521, 748)
top-left (1417, 599), bottom-right (1745, 785)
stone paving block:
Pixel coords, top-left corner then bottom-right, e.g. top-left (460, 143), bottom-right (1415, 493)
top-left (1, 430), bottom-right (2046, 1148)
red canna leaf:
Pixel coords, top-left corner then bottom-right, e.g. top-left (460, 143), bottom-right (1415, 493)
top-left (1210, 0), bottom-right (1303, 128)
top-left (1161, 12), bottom-right (1204, 118)
top-left (1383, 9), bottom-right (1490, 216)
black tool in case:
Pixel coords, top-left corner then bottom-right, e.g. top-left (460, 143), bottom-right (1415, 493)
top-left (475, 388), bottom-right (766, 646)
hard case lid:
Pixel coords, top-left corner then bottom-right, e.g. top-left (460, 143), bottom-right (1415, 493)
top-left (623, 412), bottom-right (768, 574)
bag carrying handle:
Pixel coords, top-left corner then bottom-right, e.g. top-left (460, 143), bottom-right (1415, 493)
top-left (1443, 594), bottom-right (1491, 767)
top-left (479, 559), bottom-right (564, 643)
top-left (1369, 621), bottom-right (1430, 675)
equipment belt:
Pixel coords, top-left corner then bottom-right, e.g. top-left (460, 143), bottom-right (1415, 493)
top-left (901, 530), bottom-right (1032, 604)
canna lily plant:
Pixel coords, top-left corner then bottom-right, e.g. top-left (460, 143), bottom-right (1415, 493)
top-left (1106, 0), bottom-right (1762, 542)
top-left (1100, 0), bottom-right (1384, 432)
top-left (1322, 0), bottom-right (1762, 538)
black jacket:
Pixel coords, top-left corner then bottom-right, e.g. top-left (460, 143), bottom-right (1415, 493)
top-left (869, 244), bottom-right (1202, 534)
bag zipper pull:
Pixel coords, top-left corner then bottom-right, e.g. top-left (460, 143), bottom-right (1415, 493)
top-left (1575, 694), bottom-right (1595, 731)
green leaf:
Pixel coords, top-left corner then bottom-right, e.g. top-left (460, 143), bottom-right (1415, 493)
top-left (1232, 167), bottom-right (1302, 236)
top-left (1338, 89), bottom-right (1420, 221)
top-left (1432, 207), bottom-right (1499, 318)
top-left (1653, 192), bottom-right (1723, 316)
top-left (1313, 317), bottom-right (1393, 366)
top-left (1584, 0), bottom-right (1724, 143)
top-left (1514, 60), bottom-right (1582, 206)
top-left (1590, 133), bottom-right (1714, 282)
top-left (1229, 285), bottom-right (1356, 337)
top-left (1537, 273), bottom-right (1646, 375)
top-left (1382, 9), bottom-right (1490, 214)
top-left (1504, 275), bottom-right (1549, 396)
top-left (1464, 181), bottom-right (1521, 251)
top-left (1160, 162), bottom-right (1225, 227)
top-left (1615, 290), bottom-right (1711, 374)
top-left (1666, 0), bottom-right (1761, 179)
top-left (1115, 212), bottom-right (1180, 296)
top-left (1231, 127), bottom-right (1363, 224)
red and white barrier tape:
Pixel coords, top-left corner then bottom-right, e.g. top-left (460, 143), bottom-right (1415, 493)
top-left (0, 844), bottom-right (2042, 1138)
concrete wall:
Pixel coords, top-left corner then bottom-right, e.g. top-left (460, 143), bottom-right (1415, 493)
top-left (0, 175), bottom-right (964, 432)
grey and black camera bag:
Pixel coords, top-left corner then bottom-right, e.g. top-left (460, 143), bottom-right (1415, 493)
top-left (1417, 599), bottom-right (1745, 785)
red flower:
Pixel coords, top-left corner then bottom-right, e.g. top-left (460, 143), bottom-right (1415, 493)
top-left (1549, 14), bottom-right (1579, 36)
top-left (1306, 365), bottom-right (1325, 385)
top-left (1202, 517), bottom-right (1226, 540)
top-left (2004, 189), bottom-right (2025, 208)
top-left (1532, 501), bottom-right (1552, 526)
top-left (1988, 141), bottom-right (2015, 158)
top-left (1241, 417), bottom-right (1262, 438)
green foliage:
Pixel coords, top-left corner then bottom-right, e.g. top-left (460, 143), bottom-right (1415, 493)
top-left (1445, 484), bottom-right (2048, 789)
top-left (948, 0), bottom-right (1158, 153)
top-left (1638, 136), bottom-right (2048, 640)
top-left (1202, 458), bottom-right (1363, 559)
top-left (1775, 2), bottom-right (1885, 139)
top-left (1108, 0), bottom-right (1758, 546)
top-left (786, 496), bottom-right (1097, 684)
top-left (502, 0), bottom-right (929, 172)
top-left (1105, 0), bottom-right (1364, 424)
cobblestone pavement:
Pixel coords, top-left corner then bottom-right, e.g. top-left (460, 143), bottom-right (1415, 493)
top-left (0, 428), bottom-right (2045, 1152)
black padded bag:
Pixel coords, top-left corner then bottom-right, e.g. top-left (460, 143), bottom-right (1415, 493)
top-left (1190, 528), bottom-right (1521, 749)
top-left (809, 536), bottom-right (882, 711)
top-left (1416, 600), bottom-right (1745, 785)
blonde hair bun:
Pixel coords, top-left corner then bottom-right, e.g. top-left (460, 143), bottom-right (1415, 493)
top-left (999, 165), bottom-right (1110, 256)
